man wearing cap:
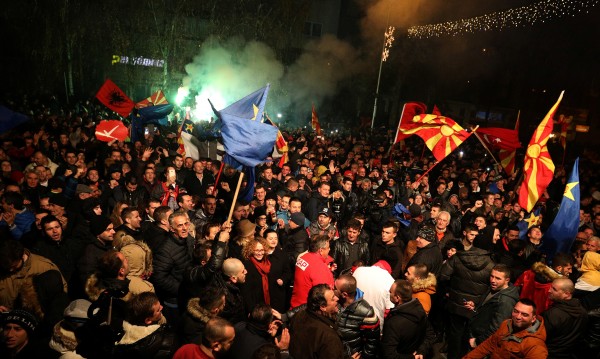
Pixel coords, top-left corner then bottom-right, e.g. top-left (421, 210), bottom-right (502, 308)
top-left (78, 215), bottom-right (116, 285)
top-left (406, 226), bottom-right (444, 277)
top-left (290, 235), bottom-right (335, 308)
top-left (1, 309), bottom-right (53, 357)
top-left (48, 194), bottom-right (71, 233)
top-left (283, 212), bottom-right (310, 263)
top-left (308, 207), bottom-right (338, 241)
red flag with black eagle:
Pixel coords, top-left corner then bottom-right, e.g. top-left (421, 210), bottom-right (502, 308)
top-left (95, 79), bottom-right (135, 118)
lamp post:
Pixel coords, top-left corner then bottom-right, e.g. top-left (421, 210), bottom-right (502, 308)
top-left (371, 25), bottom-right (395, 129)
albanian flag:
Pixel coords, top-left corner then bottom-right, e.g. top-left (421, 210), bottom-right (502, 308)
top-left (518, 91), bottom-right (563, 212)
top-left (394, 102), bottom-right (428, 143)
top-left (400, 114), bottom-right (472, 162)
top-left (95, 79), bottom-right (134, 118)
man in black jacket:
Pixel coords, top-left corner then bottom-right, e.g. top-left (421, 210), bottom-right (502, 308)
top-left (382, 279), bottom-right (429, 359)
top-left (439, 244), bottom-right (495, 359)
top-left (78, 215), bottom-right (116, 286)
top-left (151, 212), bottom-right (194, 326)
top-left (542, 278), bottom-right (588, 359)
top-left (335, 274), bottom-right (380, 359)
top-left (406, 226), bottom-right (443, 277)
top-left (332, 219), bottom-right (370, 276)
top-left (370, 220), bottom-right (404, 278)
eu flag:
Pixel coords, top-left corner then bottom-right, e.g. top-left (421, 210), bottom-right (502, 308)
top-left (517, 208), bottom-right (542, 240)
top-left (210, 85), bottom-right (277, 202)
top-left (213, 85), bottom-right (277, 168)
top-left (540, 158), bottom-right (580, 261)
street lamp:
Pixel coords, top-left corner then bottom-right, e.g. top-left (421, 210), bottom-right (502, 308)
top-left (371, 25), bottom-right (395, 129)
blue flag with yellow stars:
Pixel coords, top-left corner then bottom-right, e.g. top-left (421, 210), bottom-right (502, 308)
top-left (540, 158), bottom-right (580, 262)
top-left (209, 85), bottom-right (277, 202)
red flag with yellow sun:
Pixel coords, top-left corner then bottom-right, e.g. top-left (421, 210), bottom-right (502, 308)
top-left (400, 114), bottom-right (472, 162)
top-left (518, 91), bottom-right (564, 212)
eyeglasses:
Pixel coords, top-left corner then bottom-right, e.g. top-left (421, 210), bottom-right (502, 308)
top-left (254, 249), bottom-right (265, 253)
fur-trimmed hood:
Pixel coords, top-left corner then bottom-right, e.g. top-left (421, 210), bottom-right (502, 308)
top-left (531, 262), bottom-right (563, 284)
top-left (85, 274), bottom-right (131, 302)
top-left (118, 235), bottom-right (153, 278)
top-left (186, 297), bottom-right (213, 323)
top-left (117, 320), bottom-right (161, 345)
top-left (412, 272), bottom-right (437, 294)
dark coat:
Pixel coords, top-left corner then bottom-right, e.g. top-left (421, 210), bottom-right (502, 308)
top-left (370, 238), bottom-right (404, 279)
top-left (267, 246), bottom-right (292, 313)
top-left (151, 234), bottom-right (194, 303)
top-left (143, 224), bottom-right (170, 253)
top-left (113, 323), bottom-right (177, 359)
top-left (332, 237), bottom-right (370, 276)
top-left (406, 241), bottom-right (443, 277)
top-left (338, 297), bottom-right (381, 359)
top-left (210, 274), bottom-right (246, 324)
top-left (224, 321), bottom-right (273, 359)
top-left (439, 247), bottom-right (495, 318)
top-left (542, 298), bottom-right (588, 359)
top-left (381, 299), bottom-right (428, 359)
top-left (468, 285), bottom-right (520, 345)
top-left (78, 240), bottom-right (114, 286)
top-left (289, 310), bottom-right (346, 359)
top-left (179, 297), bottom-right (212, 344)
top-left (178, 240), bottom-right (227, 310)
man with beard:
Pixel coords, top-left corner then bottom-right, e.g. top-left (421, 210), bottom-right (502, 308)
top-left (382, 279), bottom-right (429, 359)
top-left (78, 216), bottom-right (116, 286)
top-left (308, 207), bottom-right (338, 241)
top-left (463, 299), bottom-right (547, 359)
top-left (174, 318), bottom-right (236, 359)
top-left (542, 278), bottom-right (588, 359)
top-left (290, 284), bottom-right (358, 359)
top-left (467, 264), bottom-right (520, 352)
top-left (192, 195), bottom-right (219, 233)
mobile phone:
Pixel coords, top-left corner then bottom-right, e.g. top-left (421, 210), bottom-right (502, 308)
top-left (144, 127), bottom-right (150, 135)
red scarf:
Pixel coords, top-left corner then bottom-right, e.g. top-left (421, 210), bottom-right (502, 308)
top-left (250, 256), bottom-right (271, 305)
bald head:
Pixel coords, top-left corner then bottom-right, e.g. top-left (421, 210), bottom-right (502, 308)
top-left (222, 258), bottom-right (247, 284)
top-left (549, 278), bottom-right (574, 301)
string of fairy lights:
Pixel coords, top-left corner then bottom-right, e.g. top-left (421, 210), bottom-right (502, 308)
top-left (407, 0), bottom-right (599, 39)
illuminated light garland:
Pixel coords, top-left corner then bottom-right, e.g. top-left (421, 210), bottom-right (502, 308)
top-left (407, 0), bottom-right (599, 39)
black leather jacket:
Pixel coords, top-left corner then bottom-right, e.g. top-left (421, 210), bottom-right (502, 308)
top-left (337, 297), bottom-right (381, 359)
top-left (332, 237), bottom-right (370, 276)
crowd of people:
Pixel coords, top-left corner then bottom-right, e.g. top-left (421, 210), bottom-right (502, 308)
top-left (1, 95), bottom-right (600, 359)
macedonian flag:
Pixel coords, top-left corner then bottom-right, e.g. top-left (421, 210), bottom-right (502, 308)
top-left (400, 114), bottom-right (472, 162)
top-left (136, 90), bottom-right (168, 109)
top-left (311, 105), bottom-right (322, 136)
top-left (518, 91), bottom-right (564, 212)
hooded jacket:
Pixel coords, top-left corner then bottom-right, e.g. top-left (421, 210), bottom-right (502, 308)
top-left (411, 273), bottom-right (437, 315)
top-left (514, 262), bottom-right (563, 315)
top-left (439, 247), bottom-right (495, 318)
top-left (119, 235), bottom-right (155, 295)
top-left (381, 298), bottom-right (428, 359)
top-left (179, 297), bottom-right (213, 344)
top-left (468, 285), bottom-right (520, 346)
top-left (114, 321), bottom-right (176, 359)
top-left (464, 317), bottom-right (548, 359)
top-left (542, 298), bottom-right (588, 359)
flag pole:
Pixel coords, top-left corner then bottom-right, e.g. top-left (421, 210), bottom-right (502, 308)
top-left (227, 172), bottom-right (245, 223)
top-left (470, 126), bottom-right (501, 168)
top-left (212, 162), bottom-right (225, 196)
